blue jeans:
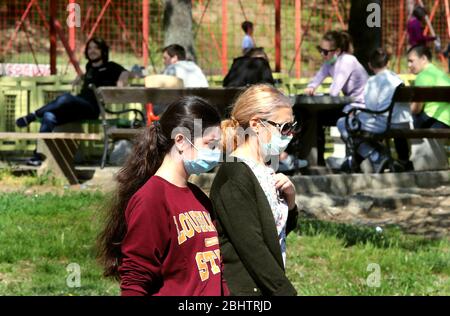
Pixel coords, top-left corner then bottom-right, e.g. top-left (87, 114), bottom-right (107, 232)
top-left (35, 93), bottom-right (99, 132)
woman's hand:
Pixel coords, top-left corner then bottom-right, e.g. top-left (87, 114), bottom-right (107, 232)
top-left (304, 87), bottom-right (316, 96)
top-left (273, 173), bottom-right (296, 210)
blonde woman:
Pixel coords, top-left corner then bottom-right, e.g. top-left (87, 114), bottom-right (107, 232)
top-left (209, 84), bottom-right (299, 296)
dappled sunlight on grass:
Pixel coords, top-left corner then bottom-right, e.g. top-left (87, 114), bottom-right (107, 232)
top-left (0, 191), bottom-right (119, 295)
top-left (286, 219), bottom-right (450, 295)
top-left (0, 191), bottom-right (448, 295)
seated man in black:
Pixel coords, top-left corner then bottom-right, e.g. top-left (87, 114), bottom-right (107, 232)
top-left (16, 37), bottom-right (129, 166)
top-left (223, 47), bottom-right (275, 87)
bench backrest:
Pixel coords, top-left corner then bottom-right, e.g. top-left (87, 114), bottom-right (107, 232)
top-left (392, 86), bottom-right (450, 103)
top-left (380, 86), bottom-right (450, 130)
top-left (95, 87), bottom-right (244, 117)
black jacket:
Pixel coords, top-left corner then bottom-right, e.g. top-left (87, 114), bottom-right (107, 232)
top-left (210, 161), bottom-right (298, 296)
top-left (223, 56), bottom-right (275, 87)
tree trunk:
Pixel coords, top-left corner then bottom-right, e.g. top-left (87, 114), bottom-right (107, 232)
top-left (163, 0), bottom-right (195, 61)
top-left (348, 0), bottom-right (382, 74)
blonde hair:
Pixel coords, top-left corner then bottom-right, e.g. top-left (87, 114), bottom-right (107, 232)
top-left (222, 84), bottom-right (292, 153)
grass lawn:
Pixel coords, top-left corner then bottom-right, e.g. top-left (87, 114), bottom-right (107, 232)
top-left (0, 191), bottom-right (448, 296)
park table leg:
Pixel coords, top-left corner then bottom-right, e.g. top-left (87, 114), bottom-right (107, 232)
top-left (38, 139), bottom-right (80, 185)
top-left (295, 109), bottom-right (319, 166)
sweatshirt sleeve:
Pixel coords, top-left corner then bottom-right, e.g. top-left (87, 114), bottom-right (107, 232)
top-left (329, 58), bottom-right (354, 96)
top-left (307, 64), bottom-right (330, 89)
top-left (213, 179), bottom-right (297, 296)
top-left (119, 194), bottom-right (170, 296)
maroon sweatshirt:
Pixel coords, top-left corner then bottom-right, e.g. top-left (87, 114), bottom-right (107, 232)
top-left (119, 176), bottom-right (229, 296)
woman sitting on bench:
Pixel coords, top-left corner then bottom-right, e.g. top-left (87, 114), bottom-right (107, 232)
top-left (301, 31), bottom-right (369, 166)
top-left (16, 38), bottom-right (129, 166)
top-left (337, 48), bottom-right (412, 173)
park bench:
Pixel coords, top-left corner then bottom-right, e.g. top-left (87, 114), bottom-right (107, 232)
top-left (0, 132), bottom-right (101, 184)
top-left (345, 86), bottom-right (450, 172)
top-left (91, 86), bottom-right (243, 168)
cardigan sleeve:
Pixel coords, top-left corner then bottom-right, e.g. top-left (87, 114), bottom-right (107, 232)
top-left (214, 179), bottom-right (297, 296)
top-left (286, 205), bottom-right (299, 236)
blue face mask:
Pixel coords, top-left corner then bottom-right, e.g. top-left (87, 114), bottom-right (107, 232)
top-left (183, 138), bottom-right (222, 175)
top-left (258, 122), bottom-right (293, 156)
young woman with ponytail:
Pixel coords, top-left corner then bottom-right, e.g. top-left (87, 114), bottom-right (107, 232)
top-left (97, 96), bottom-right (228, 296)
top-left (300, 30), bottom-right (369, 166)
top-left (210, 84), bottom-right (299, 296)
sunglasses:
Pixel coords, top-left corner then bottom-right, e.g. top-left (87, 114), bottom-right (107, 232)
top-left (260, 120), bottom-right (299, 136)
top-left (316, 45), bottom-right (337, 56)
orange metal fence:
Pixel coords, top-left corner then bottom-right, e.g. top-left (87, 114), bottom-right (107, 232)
top-left (1, 0), bottom-right (448, 77)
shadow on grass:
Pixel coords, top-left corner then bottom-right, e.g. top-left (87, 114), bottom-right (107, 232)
top-left (295, 218), bottom-right (444, 251)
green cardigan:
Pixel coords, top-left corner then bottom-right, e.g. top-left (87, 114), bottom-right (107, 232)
top-left (210, 161), bottom-right (298, 296)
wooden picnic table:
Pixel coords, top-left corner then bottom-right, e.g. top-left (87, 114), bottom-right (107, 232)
top-left (0, 132), bottom-right (101, 185)
top-left (292, 95), bottom-right (354, 111)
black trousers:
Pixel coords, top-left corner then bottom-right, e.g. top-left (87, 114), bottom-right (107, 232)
top-left (291, 107), bottom-right (344, 166)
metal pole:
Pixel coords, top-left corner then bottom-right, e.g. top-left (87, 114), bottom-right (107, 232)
top-left (87, 0), bottom-right (112, 41)
top-left (54, 20), bottom-right (83, 75)
top-left (69, 0), bottom-right (76, 52)
top-left (222, 0), bottom-right (228, 75)
top-left (50, 0), bottom-right (57, 75)
top-left (445, 0), bottom-right (450, 38)
top-left (423, 0), bottom-right (440, 35)
top-left (4, 0), bottom-right (36, 55)
top-left (295, 0), bottom-right (301, 78)
top-left (396, 0), bottom-right (405, 73)
top-left (143, 0), bottom-right (149, 67)
top-left (275, 0), bottom-right (281, 72)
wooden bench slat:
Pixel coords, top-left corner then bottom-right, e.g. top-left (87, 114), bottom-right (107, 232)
top-left (393, 87), bottom-right (450, 103)
top-left (0, 132), bottom-right (102, 141)
top-left (382, 129), bottom-right (450, 139)
top-left (97, 87), bottom-right (243, 108)
top-left (353, 87), bottom-right (450, 142)
top-left (107, 127), bottom-right (142, 140)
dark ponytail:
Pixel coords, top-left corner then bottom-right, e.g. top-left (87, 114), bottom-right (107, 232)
top-left (97, 96), bottom-right (221, 279)
top-left (323, 30), bottom-right (353, 53)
